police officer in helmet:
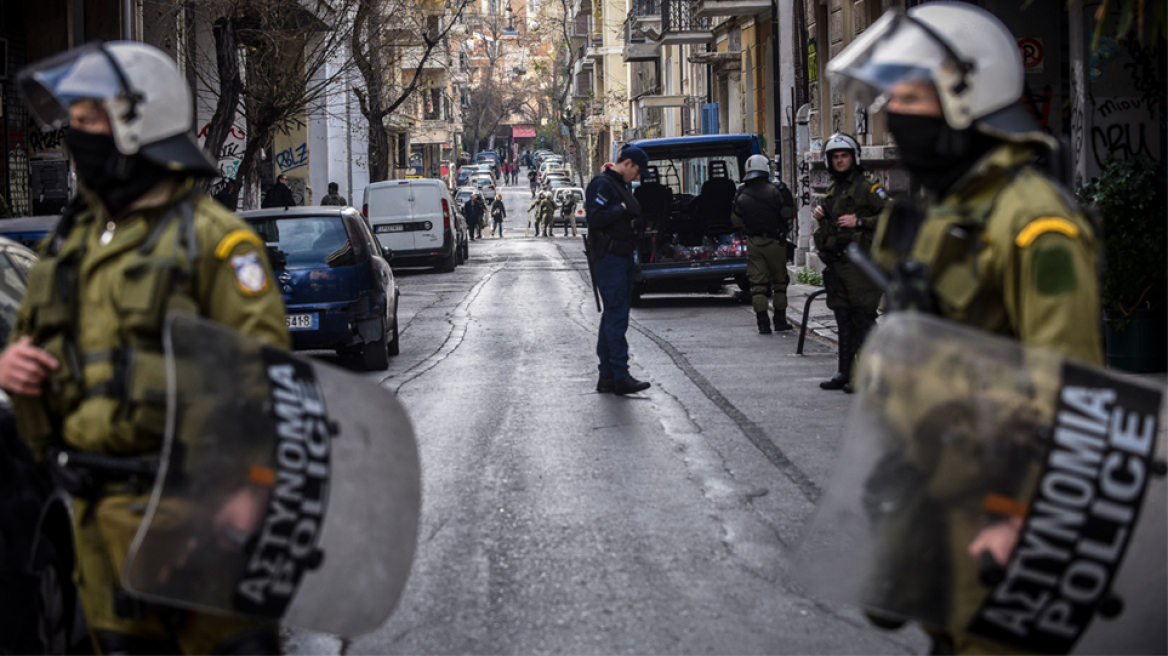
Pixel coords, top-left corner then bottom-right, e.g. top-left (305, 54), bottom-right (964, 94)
top-left (811, 133), bottom-right (888, 392)
top-left (731, 154), bottom-right (796, 334)
top-left (0, 42), bottom-right (289, 654)
top-left (829, 3), bottom-right (1103, 652)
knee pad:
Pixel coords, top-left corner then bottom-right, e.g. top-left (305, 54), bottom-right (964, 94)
top-left (212, 627), bottom-right (281, 655)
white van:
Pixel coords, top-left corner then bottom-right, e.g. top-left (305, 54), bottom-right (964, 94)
top-left (363, 179), bottom-right (468, 272)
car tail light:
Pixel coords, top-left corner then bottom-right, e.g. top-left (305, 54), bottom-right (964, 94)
top-left (363, 204), bottom-right (368, 217)
top-left (441, 198), bottom-right (451, 229)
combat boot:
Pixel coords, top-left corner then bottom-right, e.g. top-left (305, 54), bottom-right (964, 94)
top-left (614, 376), bottom-right (650, 395)
top-left (774, 311), bottom-right (793, 332)
top-left (756, 312), bottom-right (772, 334)
top-left (821, 309), bottom-right (852, 390)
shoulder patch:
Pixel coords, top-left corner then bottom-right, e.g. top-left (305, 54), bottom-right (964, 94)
top-left (1032, 245), bottom-right (1078, 295)
top-left (1015, 217), bottom-right (1081, 248)
top-left (231, 250), bottom-right (270, 296)
top-left (870, 183), bottom-right (888, 200)
top-left (216, 228), bottom-right (266, 260)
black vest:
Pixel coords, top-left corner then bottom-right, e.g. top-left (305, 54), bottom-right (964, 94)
top-left (733, 180), bottom-right (788, 237)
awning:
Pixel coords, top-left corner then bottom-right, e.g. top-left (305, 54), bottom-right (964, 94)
top-left (512, 125), bottom-right (536, 138)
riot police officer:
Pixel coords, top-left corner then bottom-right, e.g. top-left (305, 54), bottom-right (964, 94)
top-left (731, 154), bottom-right (796, 334)
top-left (0, 42), bottom-right (289, 655)
top-left (828, 3), bottom-right (1103, 652)
top-left (529, 192), bottom-right (556, 237)
top-left (811, 133), bottom-right (888, 392)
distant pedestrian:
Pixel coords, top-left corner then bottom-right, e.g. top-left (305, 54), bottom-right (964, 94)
top-left (261, 174), bottom-right (296, 208)
top-left (212, 178), bottom-right (239, 210)
top-left (490, 196), bottom-right (506, 237)
top-left (463, 192), bottom-right (486, 241)
top-left (321, 182), bottom-right (348, 206)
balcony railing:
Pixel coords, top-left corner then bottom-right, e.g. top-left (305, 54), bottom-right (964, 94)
top-left (630, 0), bottom-right (661, 18)
top-left (662, 0), bottom-right (711, 40)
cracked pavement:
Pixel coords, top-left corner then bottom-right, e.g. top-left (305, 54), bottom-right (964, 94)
top-left (284, 183), bottom-right (1167, 655)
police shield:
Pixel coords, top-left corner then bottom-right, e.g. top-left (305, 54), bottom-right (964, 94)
top-left (794, 312), bottom-right (1165, 654)
top-left (122, 312), bottom-right (421, 637)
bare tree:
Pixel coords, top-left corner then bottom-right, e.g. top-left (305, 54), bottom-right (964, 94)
top-left (351, 0), bottom-right (471, 182)
top-left (149, 0), bottom-right (358, 208)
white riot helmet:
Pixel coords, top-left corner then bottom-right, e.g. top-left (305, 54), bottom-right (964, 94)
top-left (743, 154), bottom-right (771, 182)
top-left (19, 41), bottom-right (217, 175)
top-left (823, 133), bottom-right (861, 165)
top-left (827, 2), bottom-right (1052, 148)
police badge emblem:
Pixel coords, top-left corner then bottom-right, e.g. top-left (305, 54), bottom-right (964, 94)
top-left (232, 250), bottom-right (269, 296)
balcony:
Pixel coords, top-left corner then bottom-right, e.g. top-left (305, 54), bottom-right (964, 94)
top-left (661, 0), bottom-right (712, 45)
top-left (622, 0), bottom-right (662, 62)
top-left (569, 12), bottom-right (590, 48)
top-left (694, 0), bottom-right (772, 19)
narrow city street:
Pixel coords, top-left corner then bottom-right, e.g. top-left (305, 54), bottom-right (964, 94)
top-left (287, 181), bottom-right (927, 654)
top-left (281, 181), bottom-right (1167, 655)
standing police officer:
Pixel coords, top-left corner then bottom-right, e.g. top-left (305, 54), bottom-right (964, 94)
top-left (811, 133), bottom-right (888, 392)
top-left (828, 3), bottom-right (1103, 652)
top-left (731, 154), bottom-right (796, 334)
top-left (587, 147), bottom-right (650, 396)
top-left (0, 42), bottom-right (289, 655)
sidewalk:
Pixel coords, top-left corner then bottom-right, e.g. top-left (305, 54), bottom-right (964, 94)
top-left (783, 267), bottom-right (837, 346)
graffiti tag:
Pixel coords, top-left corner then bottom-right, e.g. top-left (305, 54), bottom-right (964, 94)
top-left (275, 144), bottom-right (309, 173)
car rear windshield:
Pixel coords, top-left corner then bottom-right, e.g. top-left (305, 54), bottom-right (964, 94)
top-left (247, 216), bottom-right (356, 270)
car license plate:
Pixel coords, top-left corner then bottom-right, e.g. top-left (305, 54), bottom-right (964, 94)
top-left (375, 224), bottom-right (405, 233)
top-left (286, 313), bottom-right (317, 330)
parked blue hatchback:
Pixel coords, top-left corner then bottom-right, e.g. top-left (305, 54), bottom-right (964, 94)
top-left (239, 206), bottom-right (400, 370)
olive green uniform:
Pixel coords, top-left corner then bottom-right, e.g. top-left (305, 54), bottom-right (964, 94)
top-left (814, 168), bottom-right (888, 314)
top-left (814, 168), bottom-right (888, 385)
top-left (11, 180), bottom-right (289, 653)
top-left (868, 142), bottom-right (1103, 654)
top-left (320, 192), bottom-right (348, 206)
top-left (530, 197), bottom-right (556, 236)
top-left (730, 179), bottom-right (794, 323)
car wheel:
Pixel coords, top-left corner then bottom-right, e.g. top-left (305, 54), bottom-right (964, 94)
top-left (34, 539), bottom-right (73, 655)
top-left (461, 240), bottom-right (469, 261)
top-left (387, 302), bottom-right (400, 357)
top-left (359, 333), bottom-right (390, 371)
top-left (437, 249), bottom-right (456, 273)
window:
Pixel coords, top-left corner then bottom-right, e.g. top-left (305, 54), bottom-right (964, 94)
top-left (248, 216), bottom-right (356, 270)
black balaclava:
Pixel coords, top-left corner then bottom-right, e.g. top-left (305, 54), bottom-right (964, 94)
top-left (886, 113), bottom-right (1000, 194)
top-left (64, 128), bottom-right (169, 217)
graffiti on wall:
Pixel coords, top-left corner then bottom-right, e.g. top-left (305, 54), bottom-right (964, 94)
top-left (28, 126), bottom-right (66, 154)
top-left (1090, 97), bottom-right (1158, 167)
top-left (198, 122), bottom-right (247, 182)
top-left (275, 143), bottom-right (309, 173)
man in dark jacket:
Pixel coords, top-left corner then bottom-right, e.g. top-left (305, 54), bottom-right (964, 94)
top-left (261, 174), bottom-right (296, 208)
top-left (212, 178), bottom-right (238, 210)
top-left (490, 196), bottom-right (506, 237)
top-left (463, 192), bottom-right (486, 240)
top-left (586, 146), bottom-right (650, 396)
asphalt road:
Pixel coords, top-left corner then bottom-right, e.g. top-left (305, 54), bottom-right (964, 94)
top-left (286, 181), bottom-right (1166, 655)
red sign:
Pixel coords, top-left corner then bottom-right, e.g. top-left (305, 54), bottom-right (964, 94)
top-left (1017, 38), bottom-right (1043, 73)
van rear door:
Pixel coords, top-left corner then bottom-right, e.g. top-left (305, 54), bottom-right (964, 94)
top-left (410, 183), bottom-right (445, 250)
top-left (368, 182), bottom-right (417, 251)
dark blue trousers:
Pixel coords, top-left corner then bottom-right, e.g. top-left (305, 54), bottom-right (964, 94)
top-left (594, 252), bottom-right (636, 380)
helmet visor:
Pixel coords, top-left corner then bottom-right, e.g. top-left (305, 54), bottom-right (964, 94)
top-left (827, 9), bottom-right (955, 114)
top-left (19, 44), bottom-right (127, 129)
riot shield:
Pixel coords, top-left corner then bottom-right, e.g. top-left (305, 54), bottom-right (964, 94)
top-left (122, 312), bottom-right (421, 637)
top-left (794, 312), bottom-right (1165, 654)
